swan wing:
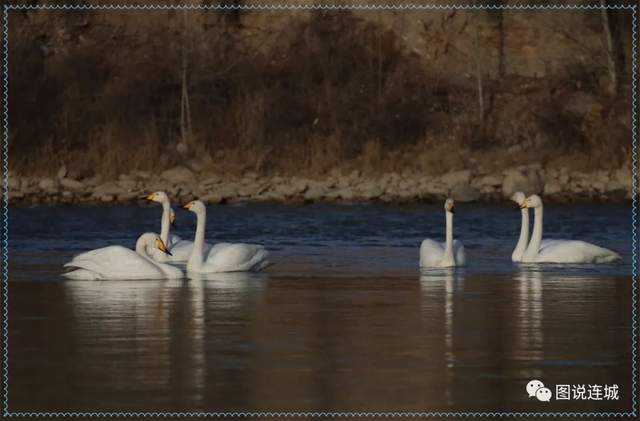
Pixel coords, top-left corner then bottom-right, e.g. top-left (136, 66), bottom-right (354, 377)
top-left (536, 240), bottom-right (621, 264)
top-left (202, 243), bottom-right (270, 272)
top-left (453, 239), bottom-right (466, 266)
top-left (419, 239), bottom-right (445, 267)
top-left (169, 234), bottom-right (182, 246)
top-left (64, 246), bottom-right (166, 279)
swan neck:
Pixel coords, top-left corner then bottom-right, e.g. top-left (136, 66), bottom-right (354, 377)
top-left (525, 206), bottom-right (544, 259)
top-left (135, 235), bottom-right (150, 257)
top-left (512, 208), bottom-right (529, 261)
top-left (188, 209), bottom-right (206, 269)
top-left (443, 211), bottom-right (454, 262)
top-left (160, 202), bottom-right (171, 245)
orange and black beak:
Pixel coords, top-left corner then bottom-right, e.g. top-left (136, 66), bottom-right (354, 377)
top-left (183, 201), bottom-right (194, 210)
top-left (156, 238), bottom-right (172, 256)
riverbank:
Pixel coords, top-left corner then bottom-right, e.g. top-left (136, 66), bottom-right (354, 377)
top-left (5, 162), bottom-right (634, 206)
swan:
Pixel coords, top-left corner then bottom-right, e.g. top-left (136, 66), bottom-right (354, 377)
top-left (520, 194), bottom-right (621, 263)
top-left (183, 200), bottom-right (271, 273)
top-left (144, 191), bottom-right (210, 262)
top-left (63, 233), bottom-right (183, 280)
top-left (510, 191), bottom-right (559, 262)
top-left (420, 198), bottom-right (466, 267)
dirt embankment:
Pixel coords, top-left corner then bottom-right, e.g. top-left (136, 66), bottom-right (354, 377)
top-left (6, 4), bottom-right (636, 204)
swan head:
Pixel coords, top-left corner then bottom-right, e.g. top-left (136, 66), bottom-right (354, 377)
top-left (183, 199), bottom-right (206, 214)
top-left (444, 198), bottom-right (455, 214)
top-left (511, 191), bottom-right (526, 207)
top-left (136, 233), bottom-right (172, 256)
top-left (144, 191), bottom-right (170, 204)
top-left (521, 194), bottom-right (543, 209)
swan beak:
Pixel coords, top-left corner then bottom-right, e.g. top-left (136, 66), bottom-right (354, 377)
top-left (183, 201), bottom-right (193, 210)
top-left (519, 199), bottom-right (528, 209)
top-left (142, 192), bottom-right (156, 201)
top-left (156, 238), bottom-right (172, 256)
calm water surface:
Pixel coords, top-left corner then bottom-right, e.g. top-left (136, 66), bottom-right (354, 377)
top-left (7, 202), bottom-right (634, 412)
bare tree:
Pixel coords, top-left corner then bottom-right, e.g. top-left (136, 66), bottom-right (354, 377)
top-left (472, 12), bottom-right (485, 129)
top-left (180, 10), bottom-right (194, 150)
top-left (600, 0), bottom-right (618, 96)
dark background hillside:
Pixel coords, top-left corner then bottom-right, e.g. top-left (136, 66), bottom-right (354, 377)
top-left (6, 1), bottom-right (636, 182)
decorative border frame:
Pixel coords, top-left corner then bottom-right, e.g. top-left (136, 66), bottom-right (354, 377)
top-left (1, 2), bottom-right (637, 418)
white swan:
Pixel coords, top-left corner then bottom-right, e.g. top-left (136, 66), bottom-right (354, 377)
top-left (511, 191), bottom-right (559, 262)
top-left (63, 233), bottom-right (183, 280)
top-left (521, 194), bottom-right (621, 263)
top-left (420, 198), bottom-right (466, 267)
top-left (183, 200), bottom-right (271, 273)
top-left (144, 191), bottom-right (210, 262)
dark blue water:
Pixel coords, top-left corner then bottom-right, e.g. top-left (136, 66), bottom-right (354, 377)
top-left (5, 203), bottom-right (635, 413)
top-left (8, 202), bottom-right (633, 278)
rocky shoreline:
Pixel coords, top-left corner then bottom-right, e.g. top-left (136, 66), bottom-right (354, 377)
top-left (5, 164), bottom-right (634, 206)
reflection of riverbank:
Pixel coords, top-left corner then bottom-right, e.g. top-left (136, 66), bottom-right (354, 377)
top-left (5, 162), bottom-right (633, 206)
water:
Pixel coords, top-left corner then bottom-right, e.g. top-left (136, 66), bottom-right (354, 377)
top-left (6, 202), bottom-right (634, 412)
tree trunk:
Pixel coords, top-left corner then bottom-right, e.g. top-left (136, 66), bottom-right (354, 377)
top-left (600, 0), bottom-right (618, 96)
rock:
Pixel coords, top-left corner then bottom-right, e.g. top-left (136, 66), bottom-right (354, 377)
top-left (558, 173), bottom-right (570, 185)
top-left (200, 192), bottom-right (223, 204)
top-left (100, 194), bottom-right (115, 203)
top-left (161, 166), bottom-right (196, 184)
top-left (93, 182), bottom-right (125, 197)
top-left (83, 175), bottom-right (103, 187)
top-left (451, 183), bottom-right (480, 202)
top-left (502, 170), bottom-right (542, 197)
top-left (337, 188), bottom-right (355, 201)
top-left (60, 178), bottom-right (85, 191)
top-left (38, 178), bottom-right (56, 192)
top-left (118, 179), bottom-right (137, 191)
top-left (478, 175), bottom-right (502, 187)
top-left (201, 175), bottom-right (222, 186)
top-left (357, 181), bottom-right (384, 200)
top-left (57, 165), bottom-right (67, 179)
top-left (614, 166), bottom-right (631, 188)
top-left (130, 170), bottom-right (151, 180)
top-left (8, 176), bottom-right (20, 190)
top-left (543, 181), bottom-right (562, 195)
top-left (440, 170), bottom-right (471, 187)
top-left (274, 184), bottom-right (298, 198)
top-left (605, 180), bottom-right (624, 192)
top-left (304, 185), bottom-right (326, 201)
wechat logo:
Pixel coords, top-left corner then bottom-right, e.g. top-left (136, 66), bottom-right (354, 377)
top-left (527, 379), bottom-right (552, 402)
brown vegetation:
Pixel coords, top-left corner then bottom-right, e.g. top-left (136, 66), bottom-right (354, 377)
top-left (7, 7), bottom-right (635, 180)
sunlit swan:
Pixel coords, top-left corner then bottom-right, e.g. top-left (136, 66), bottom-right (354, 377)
top-left (511, 192), bottom-right (559, 262)
top-left (63, 233), bottom-right (183, 280)
top-left (145, 191), bottom-right (210, 262)
top-left (183, 200), bottom-right (270, 273)
top-left (521, 194), bottom-right (621, 263)
top-left (420, 198), bottom-right (466, 267)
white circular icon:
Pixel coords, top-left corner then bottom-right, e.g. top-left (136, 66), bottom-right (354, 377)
top-left (536, 387), bottom-right (552, 402)
top-left (526, 379), bottom-right (545, 398)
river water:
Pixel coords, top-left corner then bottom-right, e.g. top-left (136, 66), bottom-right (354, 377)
top-left (6, 202), bottom-right (635, 413)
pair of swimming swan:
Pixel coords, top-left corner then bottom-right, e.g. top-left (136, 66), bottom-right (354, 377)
top-left (511, 193), bottom-right (621, 264)
top-left (419, 194), bottom-right (621, 268)
top-left (64, 193), bottom-right (270, 280)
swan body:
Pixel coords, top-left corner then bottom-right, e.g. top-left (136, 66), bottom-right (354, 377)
top-left (520, 194), bottom-right (621, 264)
top-left (183, 200), bottom-right (270, 273)
top-left (510, 191), bottom-right (558, 262)
top-left (63, 233), bottom-right (183, 280)
top-left (420, 198), bottom-right (466, 268)
top-left (145, 191), bottom-right (211, 262)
